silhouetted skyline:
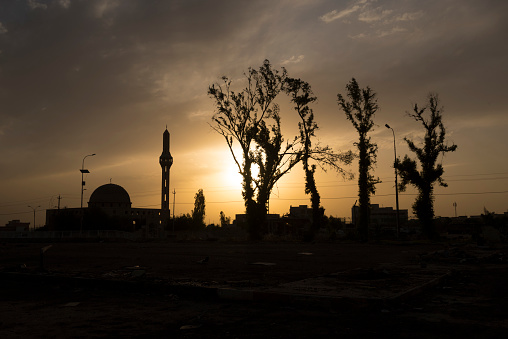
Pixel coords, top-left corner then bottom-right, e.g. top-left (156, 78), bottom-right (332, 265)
top-left (1, 0), bottom-right (507, 226)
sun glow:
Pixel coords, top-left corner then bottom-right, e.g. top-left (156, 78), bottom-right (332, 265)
top-left (221, 161), bottom-right (243, 189)
top-left (220, 161), bottom-right (263, 189)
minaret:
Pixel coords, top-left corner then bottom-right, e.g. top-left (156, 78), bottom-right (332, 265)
top-left (159, 128), bottom-right (173, 226)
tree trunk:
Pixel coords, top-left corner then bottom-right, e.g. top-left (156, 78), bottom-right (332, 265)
top-left (358, 136), bottom-right (370, 242)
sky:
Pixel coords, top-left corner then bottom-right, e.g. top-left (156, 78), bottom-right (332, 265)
top-left (1, 0), bottom-right (507, 227)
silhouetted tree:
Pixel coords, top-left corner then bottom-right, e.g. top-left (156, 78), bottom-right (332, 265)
top-left (481, 208), bottom-right (496, 227)
top-left (323, 215), bottom-right (344, 240)
top-left (192, 189), bottom-right (206, 229)
top-left (286, 78), bottom-right (353, 241)
top-left (208, 60), bottom-right (301, 239)
top-left (337, 78), bottom-right (380, 242)
top-left (395, 94), bottom-right (457, 239)
top-left (209, 60), bottom-right (353, 240)
top-left (174, 213), bottom-right (193, 231)
top-left (220, 211), bottom-right (231, 227)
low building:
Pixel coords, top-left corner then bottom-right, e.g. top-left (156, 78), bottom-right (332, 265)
top-left (46, 183), bottom-right (163, 234)
top-left (289, 205), bottom-right (312, 220)
top-left (44, 128), bottom-right (173, 237)
top-left (351, 204), bottom-right (409, 228)
top-left (1, 220), bottom-right (30, 232)
top-left (234, 213), bottom-right (281, 228)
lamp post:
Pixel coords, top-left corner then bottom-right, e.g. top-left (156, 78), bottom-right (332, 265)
top-left (28, 205), bottom-right (41, 231)
top-left (80, 153), bottom-right (95, 234)
top-left (385, 124), bottom-right (400, 239)
top-left (80, 154), bottom-right (95, 209)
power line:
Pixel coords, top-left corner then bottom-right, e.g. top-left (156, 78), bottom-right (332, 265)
top-left (433, 190), bottom-right (508, 196)
top-left (445, 171), bottom-right (508, 177)
top-left (2, 170), bottom-right (507, 217)
top-left (2, 191), bottom-right (506, 219)
top-left (446, 177), bottom-right (508, 182)
top-left (0, 194), bottom-right (80, 208)
top-left (129, 175), bottom-right (508, 199)
top-left (134, 190), bottom-right (508, 206)
top-left (272, 190), bottom-right (508, 201)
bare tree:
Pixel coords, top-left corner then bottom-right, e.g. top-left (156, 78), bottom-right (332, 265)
top-left (337, 78), bottom-right (380, 242)
top-left (395, 94), bottom-right (457, 239)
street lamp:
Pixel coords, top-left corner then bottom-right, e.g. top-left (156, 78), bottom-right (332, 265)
top-left (80, 153), bottom-right (96, 209)
top-left (28, 205), bottom-right (41, 231)
top-left (385, 124), bottom-right (400, 239)
top-left (80, 153), bottom-right (95, 234)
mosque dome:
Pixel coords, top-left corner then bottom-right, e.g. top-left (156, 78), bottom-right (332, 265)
top-left (89, 183), bottom-right (131, 208)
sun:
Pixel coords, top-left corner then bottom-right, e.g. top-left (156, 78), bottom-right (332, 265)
top-left (222, 162), bottom-right (243, 189)
top-left (215, 145), bottom-right (261, 195)
top-left (219, 159), bottom-right (261, 191)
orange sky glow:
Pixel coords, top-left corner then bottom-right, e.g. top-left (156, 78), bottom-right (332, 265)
top-left (1, 0), bottom-right (507, 227)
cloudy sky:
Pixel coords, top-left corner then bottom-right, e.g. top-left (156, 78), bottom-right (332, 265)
top-left (1, 0), bottom-right (507, 227)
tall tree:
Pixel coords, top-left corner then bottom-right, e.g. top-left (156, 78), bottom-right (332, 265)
top-left (337, 78), bottom-right (379, 242)
top-left (209, 60), bottom-right (352, 240)
top-left (395, 94), bottom-right (457, 239)
top-left (208, 60), bottom-right (301, 239)
top-left (192, 188), bottom-right (206, 229)
top-left (286, 78), bottom-right (353, 240)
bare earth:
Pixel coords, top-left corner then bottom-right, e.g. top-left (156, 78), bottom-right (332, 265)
top-left (1, 240), bottom-right (507, 338)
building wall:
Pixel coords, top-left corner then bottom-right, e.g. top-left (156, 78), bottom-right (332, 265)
top-left (352, 204), bottom-right (409, 228)
top-left (45, 207), bottom-right (163, 231)
top-left (131, 208), bottom-right (162, 227)
top-left (1, 220), bottom-right (30, 232)
top-left (289, 205), bottom-right (312, 220)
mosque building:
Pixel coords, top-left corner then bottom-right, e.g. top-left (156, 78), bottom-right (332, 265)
top-left (45, 128), bottom-right (173, 234)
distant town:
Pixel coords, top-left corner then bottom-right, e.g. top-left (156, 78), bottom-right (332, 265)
top-left (1, 127), bottom-right (506, 243)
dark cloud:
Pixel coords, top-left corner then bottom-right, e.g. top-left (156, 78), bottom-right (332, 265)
top-left (0, 0), bottom-right (282, 137)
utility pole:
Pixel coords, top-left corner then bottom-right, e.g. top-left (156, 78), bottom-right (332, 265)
top-left (385, 124), bottom-right (400, 239)
top-left (453, 202), bottom-right (457, 218)
top-left (28, 205), bottom-right (41, 231)
top-left (57, 195), bottom-right (62, 220)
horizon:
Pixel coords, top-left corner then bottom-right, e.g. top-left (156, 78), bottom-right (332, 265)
top-left (1, 0), bottom-right (507, 227)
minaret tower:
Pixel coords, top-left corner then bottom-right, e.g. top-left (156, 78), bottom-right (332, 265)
top-left (159, 128), bottom-right (173, 226)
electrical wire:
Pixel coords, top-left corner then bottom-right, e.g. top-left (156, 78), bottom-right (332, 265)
top-left (1, 171), bottom-right (506, 218)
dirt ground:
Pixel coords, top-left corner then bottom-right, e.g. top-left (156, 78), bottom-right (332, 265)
top-left (1, 240), bottom-right (507, 338)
